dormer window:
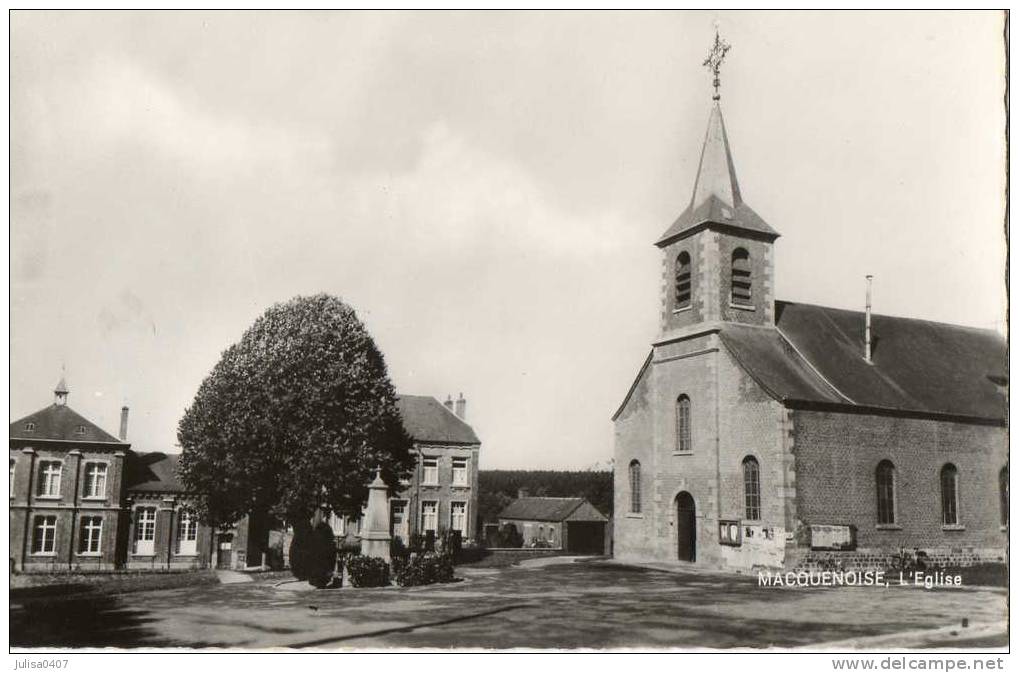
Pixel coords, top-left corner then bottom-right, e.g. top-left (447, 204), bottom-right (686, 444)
top-left (75, 425), bottom-right (86, 435)
top-left (731, 248), bottom-right (752, 306)
top-left (675, 251), bottom-right (692, 310)
top-left (24, 422), bottom-right (35, 432)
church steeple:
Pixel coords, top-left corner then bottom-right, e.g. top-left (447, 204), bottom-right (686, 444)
top-left (655, 27), bottom-right (780, 337)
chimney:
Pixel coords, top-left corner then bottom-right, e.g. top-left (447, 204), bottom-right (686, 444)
top-left (119, 406), bottom-right (130, 441)
top-left (443, 395), bottom-right (454, 413)
top-left (864, 275), bottom-right (873, 363)
top-left (518, 487), bottom-right (530, 499)
top-left (455, 392), bottom-right (466, 420)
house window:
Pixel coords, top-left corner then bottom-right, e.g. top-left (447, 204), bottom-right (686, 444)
top-left (37, 461), bottom-right (62, 497)
top-left (134, 506), bottom-right (157, 555)
top-left (629, 460), bottom-right (641, 514)
top-left (421, 501), bottom-right (438, 534)
top-left (998, 467), bottom-right (1006, 526)
top-left (79, 516), bottom-right (103, 554)
top-left (452, 457), bottom-right (469, 486)
top-left (32, 515), bottom-right (57, 554)
top-left (675, 251), bottom-right (692, 309)
top-left (24, 422), bottom-right (35, 432)
top-left (548, 526), bottom-right (556, 545)
top-left (422, 457), bottom-right (439, 485)
top-left (743, 456), bottom-right (761, 520)
top-left (731, 248), bottom-right (752, 306)
top-left (75, 424), bottom-right (87, 435)
top-left (9, 458), bottom-right (14, 497)
top-left (876, 460), bottom-right (896, 525)
top-left (450, 501), bottom-right (467, 535)
top-left (676, 395), bottom-right (692, 452)
top-left (178, 510), bottom-right (198, 555)
top-left (940, 464), bottom-right (960, 526)
top-left (84, 463), bottom-right (107, 498)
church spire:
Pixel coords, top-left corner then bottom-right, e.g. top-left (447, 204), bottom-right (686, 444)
top-left (655, 27), bottom-right (777, 248)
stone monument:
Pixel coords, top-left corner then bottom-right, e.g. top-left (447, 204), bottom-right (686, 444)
top-left (359, 467), bottom-right (392, 562)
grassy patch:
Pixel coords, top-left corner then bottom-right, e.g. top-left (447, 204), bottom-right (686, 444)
top-left (10, 569), bottom-right (219, 599)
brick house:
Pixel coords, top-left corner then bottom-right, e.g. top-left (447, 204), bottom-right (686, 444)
top-left (329, 394), bottom-right (481, 545)
top-left (612, 95), bottom-right (1007, 571)
top-left (9, 380), bottom-right (214, 572)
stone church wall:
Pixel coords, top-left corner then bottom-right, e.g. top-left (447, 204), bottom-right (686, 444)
top-left (613, 334), bottom-right (790, 570)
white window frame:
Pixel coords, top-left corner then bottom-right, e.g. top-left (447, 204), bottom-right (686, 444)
top-left (79, 515), bottom-right (103, 555)
top-left (134, 506), bottom-right (157, 555)
top-left (32, 515), bottom-right (57, 555)
top-left (9, 458), bottom-right (15, 498)
top-left (422, 457), bottom-right (439, 485)
top-left (37, 460), bottom-right (62, 498)
top-left (83, 462), bottom-right (108, 499)
top-left (450, 501), bottom-right (467, 535)
top-left (177, 510), bottom-right (198, 556)
top-left (421, 500), bottom-right (438, 533)
top-left (75, 424), bottom-right (87, 435)
top-left (452, 457), bottom-right (469, 486)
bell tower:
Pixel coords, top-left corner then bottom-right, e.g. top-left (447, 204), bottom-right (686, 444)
top-left (656, 28), bottom-right (779, 342)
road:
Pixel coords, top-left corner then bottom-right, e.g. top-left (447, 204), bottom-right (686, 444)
top-left (10, 557), bottom-right (1008, 650)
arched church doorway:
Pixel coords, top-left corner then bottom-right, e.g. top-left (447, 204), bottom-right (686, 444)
top-left (676, 492), bottom-right (696, 562)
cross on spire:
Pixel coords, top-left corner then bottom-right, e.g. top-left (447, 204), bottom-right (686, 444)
top-left (702, 23), bottom-right (731, 101)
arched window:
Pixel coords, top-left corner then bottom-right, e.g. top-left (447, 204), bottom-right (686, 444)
top-left (676, 395), bottom-right (692, 453)
top-left (1000, 466), bottom-right (1008, 527)
top-left (675, 251), bottom-right (692, 310)
top-left (731, 248), bottom-right (752, 306)
top-left (876, 460), bottom-right (896, 525)
top-left (629, 460), bottom-right (641, 514)
top-left (940, 464), bottom-right (960, 526)
top-left (742, 456), bottom-right (761, 520)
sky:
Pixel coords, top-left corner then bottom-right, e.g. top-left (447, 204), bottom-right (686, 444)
top-left (10, 11), bottom-right (1007, 469)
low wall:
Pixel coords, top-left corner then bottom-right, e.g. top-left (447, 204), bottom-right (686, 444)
top-left (792, 547), bottom-right (1006, 572)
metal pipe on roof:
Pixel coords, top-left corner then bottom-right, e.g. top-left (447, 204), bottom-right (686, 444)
top-left (865, 275), bottom-right (874, 363)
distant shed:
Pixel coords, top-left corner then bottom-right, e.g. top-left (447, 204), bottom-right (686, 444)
top-left (498, 496), bottom-right (609, 554)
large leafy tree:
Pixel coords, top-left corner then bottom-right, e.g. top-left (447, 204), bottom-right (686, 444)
top-left (177, 294), bottom-right (414, 528)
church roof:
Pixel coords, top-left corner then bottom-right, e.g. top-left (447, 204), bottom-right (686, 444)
top-left (125, 452), bottom-right (184, 493)
top-left (498, 497), bottom-right (608, 523)
top-left (396, 395), bottom-right (480, 445)
top-left (656, 102), bottom-right (779, 247)
top-left (720, 301), bottom-right (1007, 421)
top-left (9, 404), bottom-right (125, 444)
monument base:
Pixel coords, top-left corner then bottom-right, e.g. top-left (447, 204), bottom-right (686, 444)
top-left (360, 532), bottom-right (392, 563)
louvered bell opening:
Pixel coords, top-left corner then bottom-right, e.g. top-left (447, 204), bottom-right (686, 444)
top-left (675, 272), bottom-right (692, 308)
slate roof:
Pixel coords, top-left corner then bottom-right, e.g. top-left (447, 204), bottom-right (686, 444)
top-left (396, 395), bottom-right (480, 445)
top-left (498, 497), bottom-right (607, 523)
top-left (125, 452), bottom-right (184, 493)
top-left (9, 404), bottom-right (125, 444)
top-left (719, 301), bottom-right (1007, 421)
top-left (656, 102), bottom-right (779, 247)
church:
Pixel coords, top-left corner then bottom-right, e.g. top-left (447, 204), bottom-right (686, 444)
top-left (612, 34), bottom-right (1007, 572)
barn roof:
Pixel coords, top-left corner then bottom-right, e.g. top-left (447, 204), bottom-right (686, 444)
top-left (720, 301), bottom-right (1007, 421)
top-left (396, 395), bottom-right (480, 445)
top-left (499, 497), bottom-right (608, 523)
top-left (9, 404), bottom-right (125, 445)
top-left (125, 452), bottom-right (184, 493)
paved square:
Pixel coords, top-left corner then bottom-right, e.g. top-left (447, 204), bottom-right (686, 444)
top-left (10, 558), bottom-right (1007, 649)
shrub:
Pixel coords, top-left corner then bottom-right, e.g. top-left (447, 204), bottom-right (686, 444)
top-left (437, 529), bottom-right (462, 558)
top-left (346, 555), bottom-right (390, 587)
top-left (391, 536), bottom-right (410, 561)
top-left (495, 523), bottom-right (523, 548)
top-left (289, 520), bottom-right (337, 588)
top-left (392, 552), bottom-right (455, 587)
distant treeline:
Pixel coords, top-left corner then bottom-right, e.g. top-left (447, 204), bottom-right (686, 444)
top-left (478, 470), bottom-right (613, 524)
